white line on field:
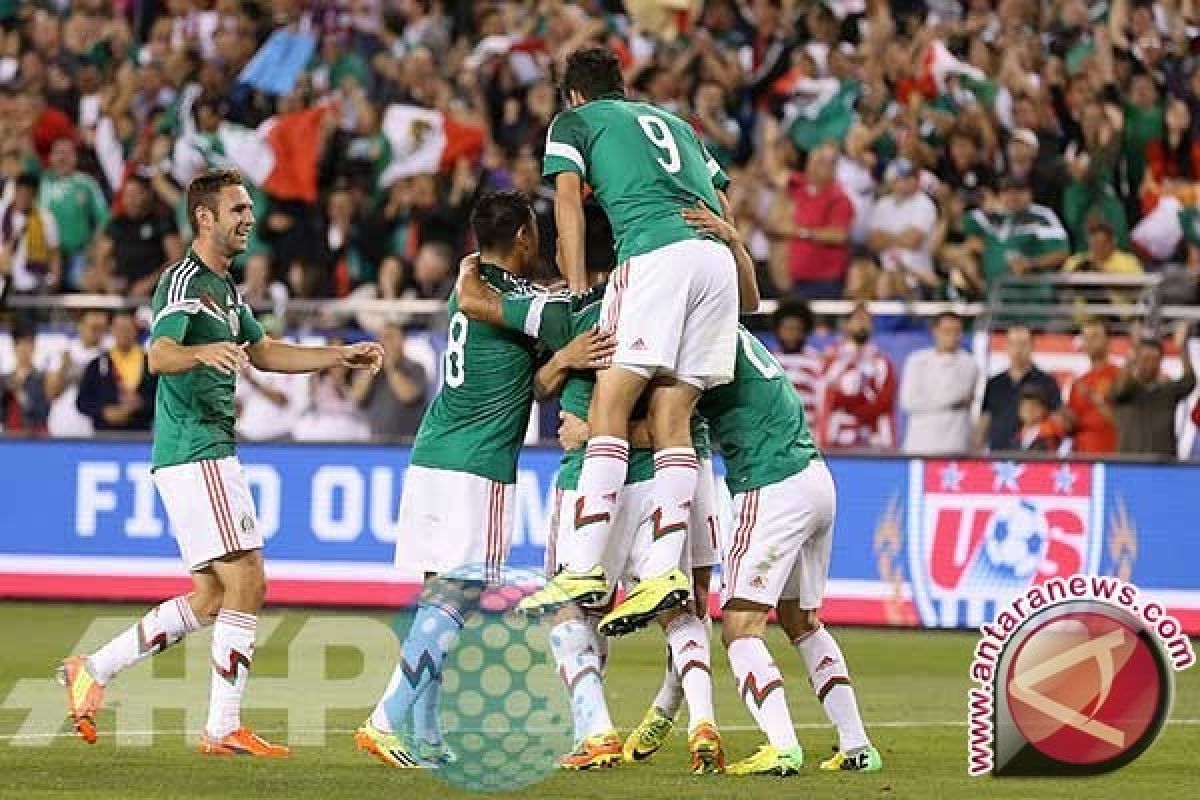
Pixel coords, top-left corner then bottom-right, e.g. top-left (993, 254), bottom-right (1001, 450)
top-left (5, 719), bottom-right (1200, 743)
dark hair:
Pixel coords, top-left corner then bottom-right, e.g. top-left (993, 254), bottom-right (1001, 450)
top-left (14, 172), bottom-right (39, 190)
top-left (773, 299), bottom-right (815, 333)
top-left (186, 169), bottom-right (244, 228)
top-left (470, 190), bottom-right (533, 252)
top-left (1080, 317), bottom-right (1108, 333)
top-left (934, 310), bottom-right (962, 327)
top-left (583, 200), bottom-right (616, 272)
top-left (561, 46), bottom-right (625, 102)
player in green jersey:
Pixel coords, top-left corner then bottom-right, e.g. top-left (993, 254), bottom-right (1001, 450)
top-left (675, 206), bottom-right (881, 777)
top-left (356, 192), bottom-right (612, 770)
top-left (526, 46), bottom-right (743, 633)
top-left (59, 169), bottom-right (384, 757)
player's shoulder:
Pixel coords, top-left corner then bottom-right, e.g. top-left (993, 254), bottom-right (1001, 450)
top-left (153, 254), bottom-right (207, 307)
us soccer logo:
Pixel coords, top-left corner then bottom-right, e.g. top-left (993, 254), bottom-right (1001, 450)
top-left (908, 461), bottom-right (1104, 628)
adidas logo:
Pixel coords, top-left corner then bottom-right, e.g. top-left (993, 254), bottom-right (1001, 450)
top-left (630, 338), bottom-right (648, 351)
top-left (816, 655), bottom-right (838, 672)
top-left (603, 491), bottom-right (618, 503)
top-left (681, 639), bottom-right (702, 653)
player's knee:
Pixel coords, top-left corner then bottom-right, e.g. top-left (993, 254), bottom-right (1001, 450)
top-left (784, 608), bottom-right (822, 640)
top-left (192, 589), bottom-right (223, 622)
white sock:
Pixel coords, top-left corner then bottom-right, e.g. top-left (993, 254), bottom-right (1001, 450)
top-left (652, 644), bottom-right (682, 718)
top-left (87, 595), bottom-right (205, 685)
top-left (663, 612), bottom-right (714, 733)
top-left (206, 609), bottom-right (257, 738)
top-left (584, 611), bottom-right (610, 675)
top-left (728, 637), bottom-right (798, 749)
top-left (641, 448), bottom-right (698, 577)
top-left (795, 626), bottom-right (869, 752)
top-left (550, 619), bottom-right (613, 740)
top-left (565, 437), bottom-right (628, 573)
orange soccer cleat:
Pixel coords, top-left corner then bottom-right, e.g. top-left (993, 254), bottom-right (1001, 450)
top-left (199, 728), bottom-right (291, 757)
top-left (57, 656), bottom-right (105, 744)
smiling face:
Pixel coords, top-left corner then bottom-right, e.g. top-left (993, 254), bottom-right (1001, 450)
top-left (200, 184), bottom-right (255, 258)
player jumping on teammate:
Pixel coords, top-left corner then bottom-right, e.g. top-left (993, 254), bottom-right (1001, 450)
top-left (59, 169), bottom-right (384, 757)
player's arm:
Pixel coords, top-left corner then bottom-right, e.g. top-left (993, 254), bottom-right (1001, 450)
top-left (554, 172), bottom-right (588, 292)
top-left (148, 335), bottom-right (249, 376)
top-left (247, 337), bottom-right (383, 375)
top-left (534, 328), bottom-right (617, 400)
top-left (454, 253), bottom-right (507, 327)
top-left (682, 203), bottom-right (760, 312)
top-left (558, 411), bottom-right (653, 451)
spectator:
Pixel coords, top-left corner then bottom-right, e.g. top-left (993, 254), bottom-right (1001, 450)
top-left (346, 254), bottom-right (405, 334)
top-left (769, 299), bottom-right (823, 423)
top-left (900, 311), bottom-right (979, 454)
top-left (37, 137), bottom-right (108, 289)
top-left (238, 252), bottom-right (289, 322)
top-left (867, 158), bottom-right (940, 298)
top-left (822, 303), bottom-right (897, 449)
top-left (1, 327), bottom-right (49, 433)
top-left (294, 341), bottom-right (369, 442)
top-left (1112, 325), bottom-right (1197, 459)
top-left (45, 308), bottom-right (108, 437)
top-left (976, 325), bottom-right (1062, 452)
top-left (351, 323), bottom-right (429, 440)
top-left (1063, 218), bottom-right (1141, 276)
top-left (1017, 385), bottom-right (1065, 453)
top-left (91, 175), bottom-right (181, 296)
top-left (768, 142), bottom-right (852, 299)
top-left (235, 321), bottom-right (306, 442)
top-left (405, 241), bottom-right (454, 301)
top-left (0, 171), bottom-right (60, 295)
top-left (76, 310), bottom-right (156, 432)
top-left (1061, 319), bottom-right (1121, 456)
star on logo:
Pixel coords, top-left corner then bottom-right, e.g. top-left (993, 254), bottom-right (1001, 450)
top-left (1053, 464), bottom-right (1077, 494)
top-left (939, 462), bottom-right (965, 491)
top-left (992, 461), bottom-right (1025, 492)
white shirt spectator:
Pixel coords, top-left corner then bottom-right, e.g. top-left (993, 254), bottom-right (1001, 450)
top-left (46, 338), bottom-right (103, 437)
top-left (236, 367), bottom-right (307, 442)
top-left (869, 189), bottom-right (939, 281)
top-left (836, 155), bottom-right (876, 246)
top-left (0, 197), bottom-right (60, 293)
top-left (900, 346), bottom-right (979, 454)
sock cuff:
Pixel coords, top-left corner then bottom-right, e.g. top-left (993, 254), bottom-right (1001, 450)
top-left (216, 609), bottom-right (258, 631)
top-left (173, 596), bottom-right (203, 633)
top-left (654, 447), bottom-right (698, 470)
top-left (664, 611), bottom-right (700, 638)
top-left (791, 623), bottom-right (825, 648)
top-left (726, 635), bottom-right (768, 660)
top-left (418, 600), bottom-right (466, 629)
top-left (586, 436), bottom-right (629, 460)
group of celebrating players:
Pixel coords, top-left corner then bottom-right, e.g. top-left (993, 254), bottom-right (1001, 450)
top-left (58, 45), bottom-right (880, 778)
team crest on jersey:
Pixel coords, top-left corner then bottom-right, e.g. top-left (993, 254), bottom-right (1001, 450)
top-left (907, 461), bottom-right (1104, 629)
top-left (239, 512), bottom-right (254, 534)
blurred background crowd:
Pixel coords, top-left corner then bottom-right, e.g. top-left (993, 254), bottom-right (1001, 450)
top-left (1, 0), bottom-right (1199, 457)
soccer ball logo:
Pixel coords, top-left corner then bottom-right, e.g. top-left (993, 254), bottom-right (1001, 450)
top-left (984, 500), bottom-right (1048, 579)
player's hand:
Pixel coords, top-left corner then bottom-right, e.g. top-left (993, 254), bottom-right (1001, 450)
top-left (1172, 320), bottom-right (1191, 353)
top-left (682, 204), bottom-right (738, 244)
top-left (558, 327), bottom-right (616, 369)
top-left (342, 341), bottom-right (385, 374)
top-left (558, 411), bottom-right (589, 451)
top-left (195, 342), bottom-right (250, 375)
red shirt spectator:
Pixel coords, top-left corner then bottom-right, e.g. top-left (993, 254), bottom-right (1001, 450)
top-left (775, 143), bottom-right (853, 298)
top-left (1063, 320), bottom-right (1121, 455)
top-left (822, 305), bottom-right (897, 449)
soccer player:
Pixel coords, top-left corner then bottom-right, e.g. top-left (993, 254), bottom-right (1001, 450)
top-left (522, 45), bottom-right (740, 636)
top-left (58, 168), bottom-right (385, 756)
top-left (354, 191), bottom-right (610, 769)
top-left (682, 206), bottom-right (882, 776)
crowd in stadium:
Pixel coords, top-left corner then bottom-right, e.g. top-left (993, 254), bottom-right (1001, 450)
top-left (1, 0), bottom-right (1199, 455)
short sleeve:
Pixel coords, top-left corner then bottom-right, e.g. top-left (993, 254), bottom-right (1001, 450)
top-left (499, 291), bottom-right (574, 350)
top-left (700, 141), bottom-right (730, 191)
top-left (238, 303), bottom-right (264, 345)
top-left (151, 311), bottom-right (190, 342)
top-left (543, 110), bottom-right (589, 178)
top-left (150, 268), bottom-right (200, 342)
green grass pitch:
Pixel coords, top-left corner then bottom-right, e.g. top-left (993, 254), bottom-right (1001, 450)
top-left (0, 602), bottom-right (1196, 799)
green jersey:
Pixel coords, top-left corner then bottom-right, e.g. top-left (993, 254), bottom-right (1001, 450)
top-left (149, 251), bottom-right (265, 469)
top-left (698, 326), bottom-right (820, 494)
top-left (962, 205), bottom-right (1070, 286)
top-left (410, 264), bottom-right (573, 484)
top-left (38, 171), bottom-right (110, 256)
top-left (543, 97), bottom-right (730, 263)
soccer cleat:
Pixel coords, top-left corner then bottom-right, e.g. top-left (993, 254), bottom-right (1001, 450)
top-left (597, 568), bottom-right (690, 637)
top-left (559, 731), bottom-right (623, 770)
top-left (687, 721), bottom-right (725, 774)
top-left (199, 727), bottom-right (290, 757)
top-left (728, 744), bottom-right (805, 776)
top-left (820, 744), bottom-right (883, 772)
top-left (623, 707), bottom-right (674, 762)
top-left (354, 722), bottom-right (422, 768)
top-left (57, 656), bottom-right (105, 744)
top-left (516, 567), bottom-right (608, 615)
top-left (417, 738), bottom-right (458, 767)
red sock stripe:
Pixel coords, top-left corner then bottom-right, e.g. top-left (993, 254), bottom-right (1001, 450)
top-left (585, 443), bottom-right (629, 458)
top-left (654, 458), bottom-right (699, 470)
top-left (175, 597), bottom-right (199, 632)
top-left (216, 611), bottom-right (257, 631)
top-left (726, 490), bottom-right (759, 598)
top-left (200, 461), bottom-right (235, 553)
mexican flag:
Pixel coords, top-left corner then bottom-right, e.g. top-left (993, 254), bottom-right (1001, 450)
top-left (377, 105), bottom-right (486, 188)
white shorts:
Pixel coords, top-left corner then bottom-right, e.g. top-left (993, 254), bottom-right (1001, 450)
top-left (600, 238), bottom-right (738, 389)
top-left (393, 465), bottom-right (514, 579)
top-left (154, 456), bottom-right (263, 572)
top-left (547, 481), bottom-right (688, 598)
top-left (689, 457), bottom-right (721, 569)
top-left (720, 461), bottom-right (835, 609)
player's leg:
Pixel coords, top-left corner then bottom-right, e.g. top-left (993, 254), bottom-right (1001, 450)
top-left (59, 569), bottom-right (219, 744)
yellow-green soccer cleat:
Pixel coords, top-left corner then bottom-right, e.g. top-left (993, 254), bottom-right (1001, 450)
top-left (354, 721), bottom-right (423, 768)
top-left (728, 744), bottom-right (805, 776)
top-left (416, 738), bottom-right (458, 767)
top-left (516, 566), bottom-right (608, 615)
top-left (687, 721), bottom-right (725, 774)
top-left (57, 656), bottom-right (105, 744)
top-left (820, 744), bottom-right (883, 772)
top-left (558, 731), bottom-right (623, 770)
top-left (598, 568), bottom-right (690, 637)
top-left (623, 707), bottom-right (674, 763)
